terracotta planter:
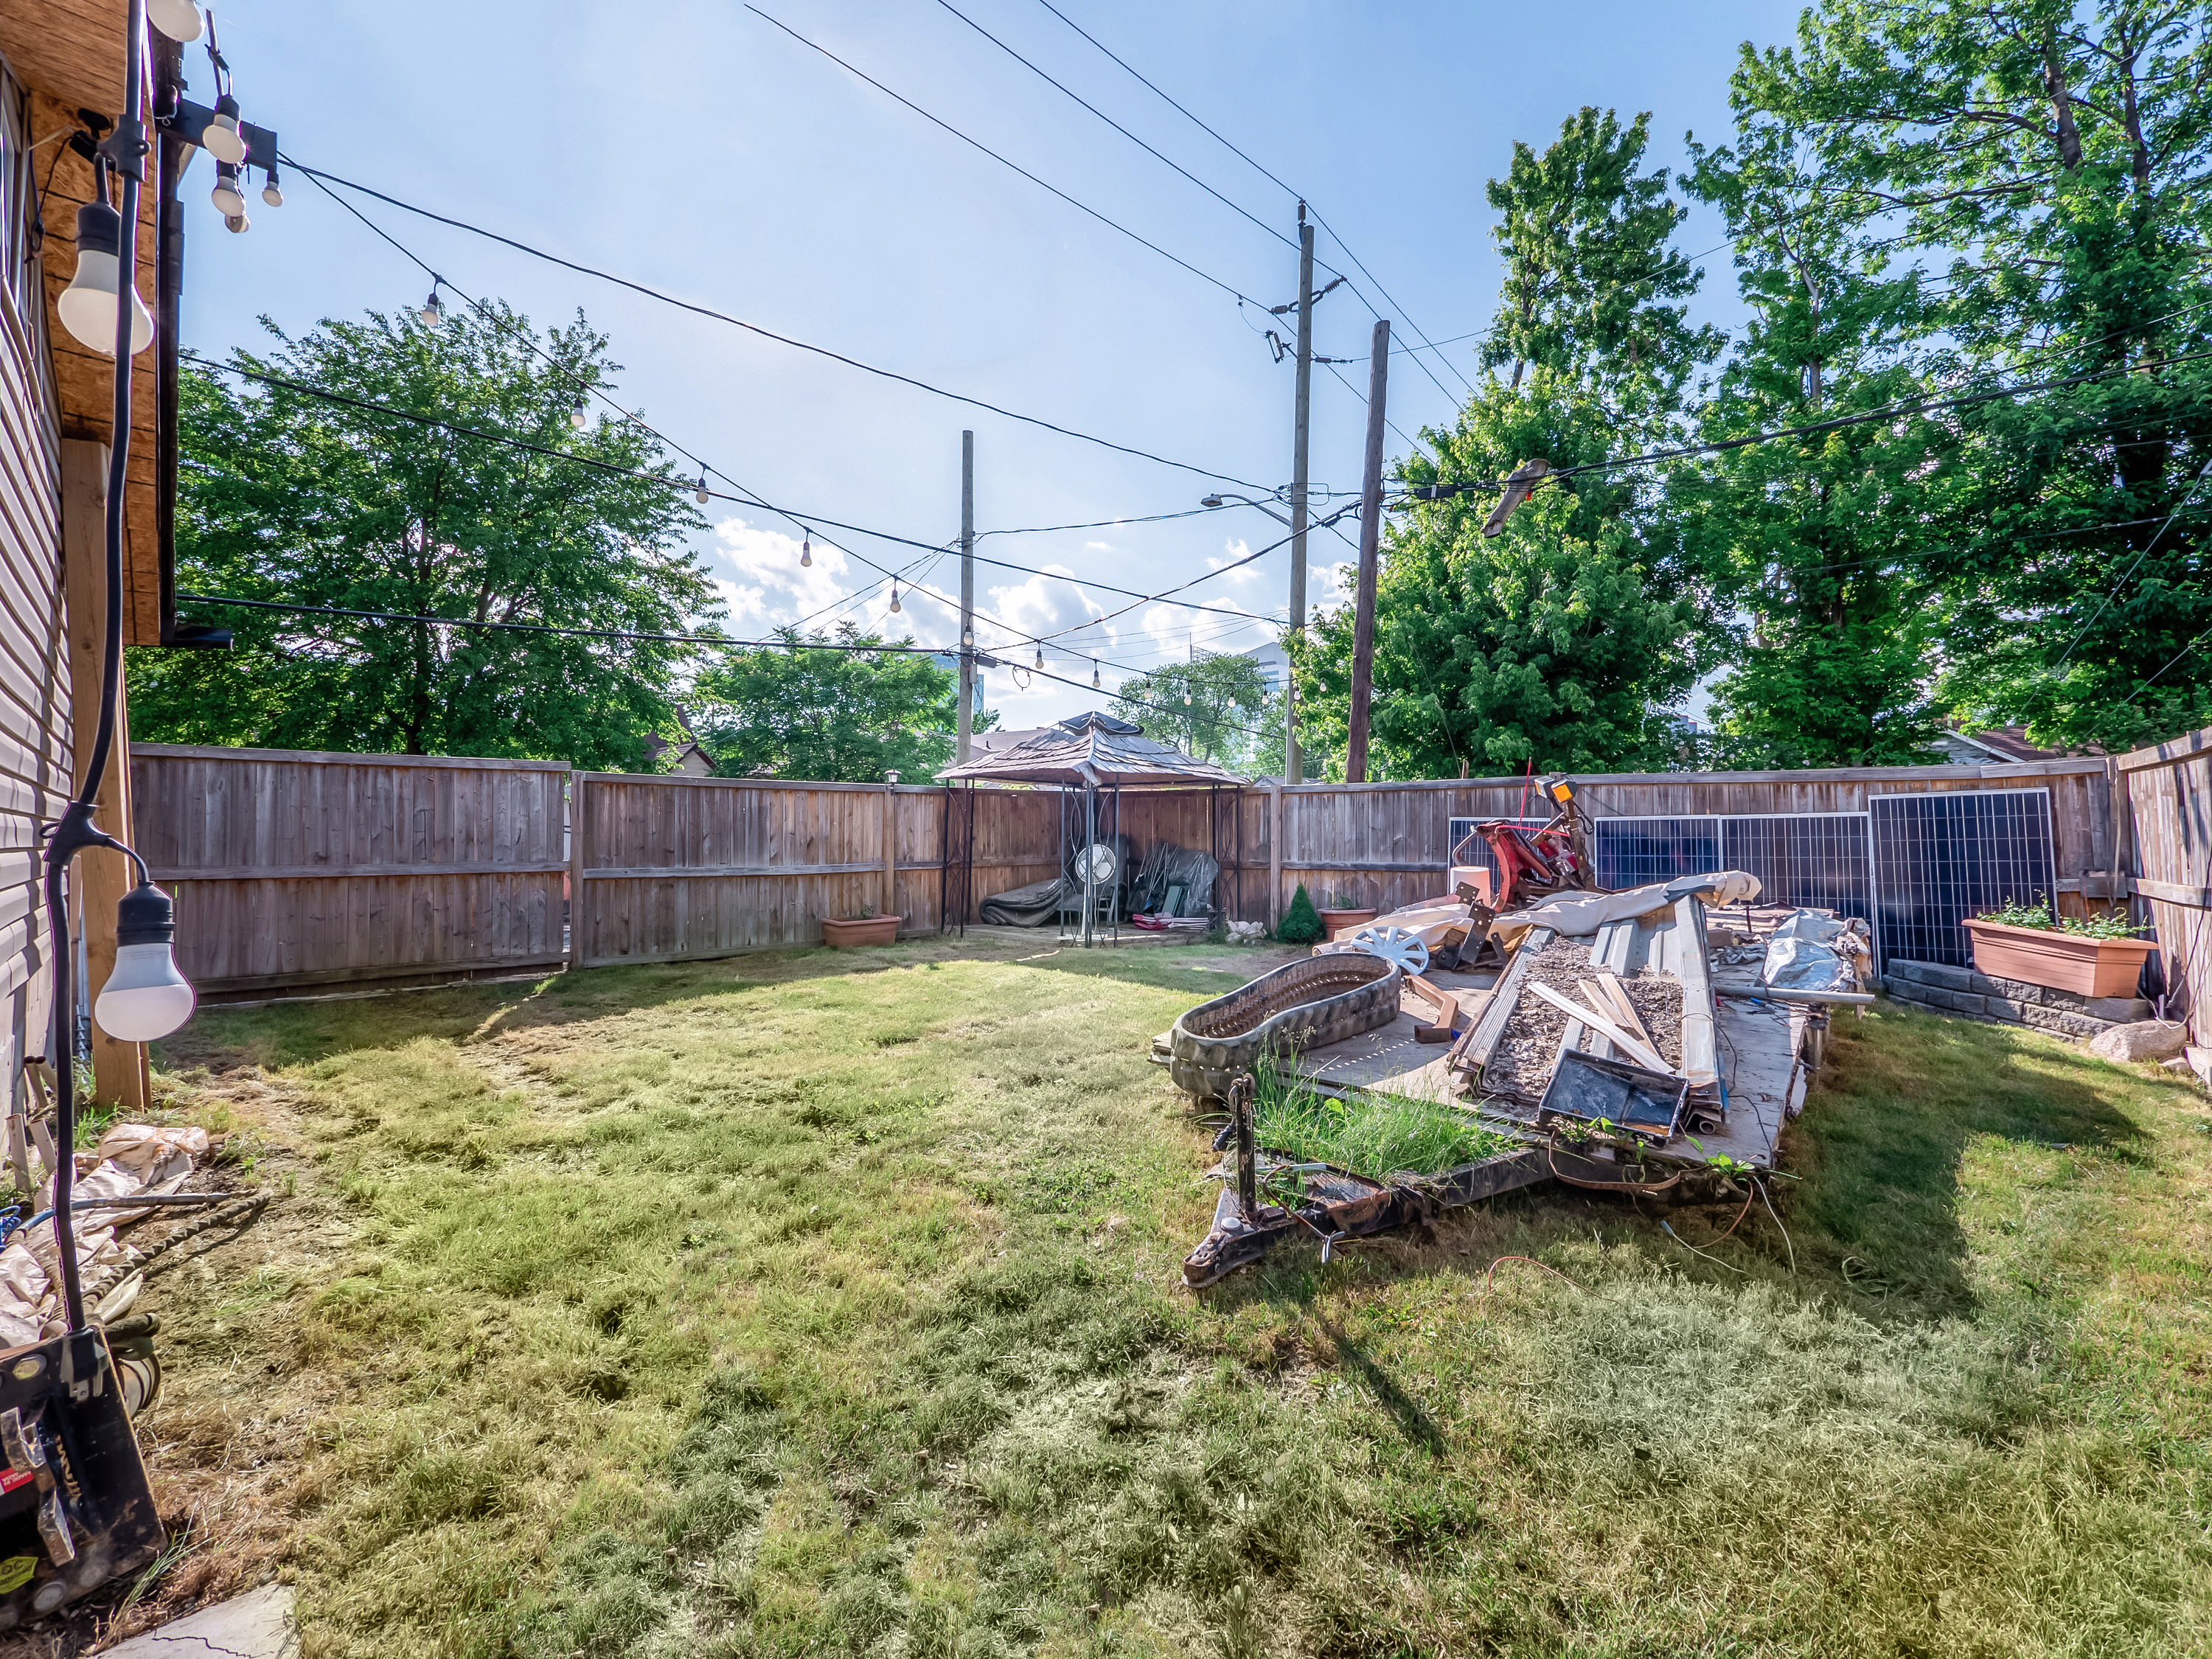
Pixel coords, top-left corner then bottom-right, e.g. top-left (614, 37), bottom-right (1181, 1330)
top-left (1320, 907), bottom-right (1377, 940)
top-left (822, 915), bottom-right (900, 948)
top-left (1963, 919), bottom-right (2157, 998)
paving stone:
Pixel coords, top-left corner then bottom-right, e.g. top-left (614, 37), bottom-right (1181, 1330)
top-left (104, 1585), bottom-right (295, 1659)
top-left (1969, 972), bottom-right (2048, 1005)
top-left (2084, 995), bottom-right (2152, 1023)
top-left (1927, 988), bottom-right (1988, 1015)
top-left (1885, 961), bottom-right (1935, 984)
top-left (1917, 962), bottom-right (1976, 992)
top-left (2021, 1004), bottom-right (2110, 1040)
top-left (1983, 995), bottom-right (2027, 1022)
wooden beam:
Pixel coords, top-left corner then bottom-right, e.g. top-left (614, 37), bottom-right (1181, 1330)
top-left (882, 782), bottom-right (897, 929)
top-left (60, 439), bottom-right (146, 1113)
top-left (1449, 925), bottom-right (1554, 1080)
top-left (568, 771), bottom-right (588, 970)
top-left (1269, 784), bottom-right (1282, 933)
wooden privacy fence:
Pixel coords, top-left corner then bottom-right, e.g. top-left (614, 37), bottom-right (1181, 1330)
top-left (570, 773), bottom-right (952, 967)
top-left (133, 743), bottom-right (2137, 996)
top-left (131, 744), bottom-right (568, 996)
top-left (2119, 728), bottom-right (2212, 1038)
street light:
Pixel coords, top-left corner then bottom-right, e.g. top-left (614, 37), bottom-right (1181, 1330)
top-left (1200, 491), bottom-right (1294, 529)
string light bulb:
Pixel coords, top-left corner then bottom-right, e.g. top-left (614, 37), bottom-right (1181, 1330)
top-left (261, 167), bottom-right (284, 208)
top-left (1092, 661), bottom-right (1100, 689)
top-left (417, 279), bottom-right (444, 327)
top-left (94, 884), bottom-right (195, 1042)
top-left (223, 212), bottom-right (250, 234)
top-left (209, 161), bottom-right (246, 219)
top-left (799, 537), bottom-right (812, 568)
top-left (147, 0), bottom-right (205, 43)
top-left (888, 582), bottom-right (901, 613)
top-left (203, 93), bottom-right (248, 167)
top-left (57, 198), bottom-right (155, 355)
top-left (568, 406), bottom-right (588, 430)
top-left (695, 471), bottom-right (710, 506)
top-left (1034, 647), bottom-right (1043, 671)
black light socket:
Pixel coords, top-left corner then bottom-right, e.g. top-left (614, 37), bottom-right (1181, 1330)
top-left (115, 882), bottom-right (175, 948)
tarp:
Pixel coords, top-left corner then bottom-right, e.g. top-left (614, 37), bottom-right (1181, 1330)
top-left (1494, 870), bottom-right (1764, 938)
top-left (936, 712), bottom-right (1246, 789)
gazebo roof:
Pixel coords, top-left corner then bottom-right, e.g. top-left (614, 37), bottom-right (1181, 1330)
top-left (936, 712), bottom-right (1247, 789)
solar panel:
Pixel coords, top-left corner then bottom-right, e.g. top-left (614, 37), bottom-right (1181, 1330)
top-left (1722, 814), bottom-right (1874, 931)
top-left (1592, 817), bottom-right (1722, 889)
top-left (1869, 789), bottom-right (2054, 972)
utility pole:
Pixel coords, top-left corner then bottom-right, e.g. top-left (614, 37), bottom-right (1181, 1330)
top-left (957, 430), bottom-right (975, 762)
top-left (1287, 206), bottom-right (1315, 785)
top-left (1345, 319), bottom-right (1390, 784)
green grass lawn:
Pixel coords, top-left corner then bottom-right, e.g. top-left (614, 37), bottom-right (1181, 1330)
top-left (132, 937), bottom-right (2211, 1658)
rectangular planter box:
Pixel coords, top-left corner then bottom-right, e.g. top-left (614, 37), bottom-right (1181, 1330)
top-left (822, 916), bottom-right (900, 948)
top-left (1963, 919), bottom-right (2157, 998)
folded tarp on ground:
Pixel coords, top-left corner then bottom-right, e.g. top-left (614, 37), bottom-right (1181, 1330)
top-left (978, 876), bottom-right (1071, 927)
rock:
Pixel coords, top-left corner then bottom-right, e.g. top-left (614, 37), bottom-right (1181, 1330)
top-left (2162, 1057), bottom-right (2193, 1073)
top-left (2087, 1020), bottom-right (2188, 1065)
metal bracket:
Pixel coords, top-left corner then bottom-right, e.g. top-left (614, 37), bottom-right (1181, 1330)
top-left (161, 97), bottom-right (278, 172)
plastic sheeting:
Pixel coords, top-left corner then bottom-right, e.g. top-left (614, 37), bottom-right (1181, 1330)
top-left (1761, 909), bottom-right (1866, 992)
top-left (1129, 844), bottom-right (1219, 919)
top-left (978, 876), bottom-right (1071, 928)
top-left (1495, 870), bottom-right (1764, 939)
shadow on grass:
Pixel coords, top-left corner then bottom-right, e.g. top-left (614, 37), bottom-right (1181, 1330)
top-left (1186, 1000), bottom-right (2152, 1329)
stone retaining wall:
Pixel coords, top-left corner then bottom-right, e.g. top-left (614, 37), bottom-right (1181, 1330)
top-left (1880, 959), bottom-right (2149, 1040)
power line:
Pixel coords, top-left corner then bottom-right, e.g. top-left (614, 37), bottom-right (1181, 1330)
top-left (176, 592), bottom-right (1267, 740)
top-left (926, 0), bottom-right (1293, 256)
top-left (745, 6), bottom-right (1270, 310)
top-left (1020, 0), bottom-right (1475, 405)
top-left (287, 160), bottom-right (1275, 490)
top-left (277, 159), bottom-right (1293, 641)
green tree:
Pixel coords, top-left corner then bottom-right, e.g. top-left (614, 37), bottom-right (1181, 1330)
top-left (1294, 108), bottom-right (1714, 779)
top-left (688, 627), bottom-right (987, 782)
top-left (1109, 652), bottom-right (1267, 770)
top-left (1677, 104), bottom-right (1948, 765)
top-left (1483, 107), bottom-right (1724, 434)
top-left (130, 302), bottom-right (717, 768)
top-left (1734, 0), bottom-right (2212, 751)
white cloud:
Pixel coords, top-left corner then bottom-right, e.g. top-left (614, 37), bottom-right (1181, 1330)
top-left (711, 517), bottom-right (849, 627)
top-left (1309, 560), bottom-right (1355, 610)
top-left (1205, 538), bottom-right (1265, 587)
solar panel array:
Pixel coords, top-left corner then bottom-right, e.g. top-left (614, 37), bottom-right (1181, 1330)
top-left (1869, 790), bottom-right (2056, 969)
top-left (1447, 792), bottom-right (2051, 973)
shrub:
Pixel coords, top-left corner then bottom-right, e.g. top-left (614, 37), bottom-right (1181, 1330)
top-left (1277, 883), bottom-right (1323, 945)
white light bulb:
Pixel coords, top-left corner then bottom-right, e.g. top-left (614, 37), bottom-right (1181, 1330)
top-left (889, 585), bottom-right (902, 613)
top-left (799, 538), bottom-right (812, 568)
top-left (568, 407), bottom-right (588, 430)
top-left (695, 476), bottom-right (711, 505)
top-left (94, 885), bottom-right (195, 1043)
top-left (1034, 647), bottom-right (1043, 671)
top-left (262, 176), bottom-right (284, 209)
top-left (224, 212), bottom-right (250, 234)
top-left (210, 164), bottom-right (246, 218)
top-left (57, 201), bottom-right (154, 356)
top-left (419, 286), bottom-right (444, 327)
top-left (203, 95), bottom-right (248, 166)
top-left (147, 0), bottom-right (205, 42)
top-left (1093, 662), bottom-right (1100, 689)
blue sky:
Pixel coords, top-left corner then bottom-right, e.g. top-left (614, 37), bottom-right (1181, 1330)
top-left (176, 0), bottom-right (1804, 730)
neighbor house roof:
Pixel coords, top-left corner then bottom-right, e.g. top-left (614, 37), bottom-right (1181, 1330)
top-left (936, 712), bottom-right (1245, 789)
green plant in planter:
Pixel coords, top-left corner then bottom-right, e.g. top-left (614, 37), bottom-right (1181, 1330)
top-left (1278, 883), bottom-right (1324, 945)
top-left (1976, 894), bottom-right (2146, 939)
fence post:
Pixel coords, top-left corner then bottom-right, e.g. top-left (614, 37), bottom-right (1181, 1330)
top-left (882, 783), bottom-right (897, 932)
top-left (1269, 784), bottom-right (1283, 933)
top-left (568, 771), bottom-right (588, 970)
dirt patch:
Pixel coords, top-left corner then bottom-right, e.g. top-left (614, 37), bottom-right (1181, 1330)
top-left (1483, 939), bottom-right (1683, 1103)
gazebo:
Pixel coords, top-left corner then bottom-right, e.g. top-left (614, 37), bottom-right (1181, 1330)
top-left (936, 712), bottom-right (1247, 945)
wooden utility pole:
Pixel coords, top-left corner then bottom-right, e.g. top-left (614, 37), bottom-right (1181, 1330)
top-left (1287, 209), bottom-right (1315, 785)
top-left (1345, 319), bottom-right (1390, 783)
top-left (957, 430), bottom-right (975, 762)
top-left (60, 440), bottom-right (148, 1113)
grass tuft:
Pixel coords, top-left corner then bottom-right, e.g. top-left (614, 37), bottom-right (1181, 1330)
top-left (1249, 1058), bottom-right (1514, 1176)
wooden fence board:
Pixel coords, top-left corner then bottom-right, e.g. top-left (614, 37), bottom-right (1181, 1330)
top-left (131, 745), bottom-right (568, 994)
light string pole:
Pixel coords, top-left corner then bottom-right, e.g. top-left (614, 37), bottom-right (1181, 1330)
top-left (46, 0), bottom-right (201, 1331)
